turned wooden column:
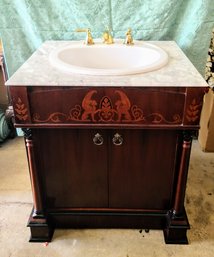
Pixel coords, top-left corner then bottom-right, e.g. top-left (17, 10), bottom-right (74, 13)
top-left (23, 128), bottom-right (44, 218)
top-left (173, 131), bottom-right (192, 216)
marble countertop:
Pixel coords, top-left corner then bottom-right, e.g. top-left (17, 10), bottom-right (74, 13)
top-left (6, 40), bottom-right (208, 87)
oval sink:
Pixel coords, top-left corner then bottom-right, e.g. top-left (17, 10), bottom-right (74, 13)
top-left (49, 40), bottom-right (168, 76)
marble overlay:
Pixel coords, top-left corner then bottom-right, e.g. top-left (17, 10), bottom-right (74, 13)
top-left (6, 40), bottom-right (208, 88)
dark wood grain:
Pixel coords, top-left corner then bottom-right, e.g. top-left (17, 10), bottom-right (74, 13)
top-left (33, 128), bottom-right (108, 208)
top-left (8, 86), bottom-right (205, 244)
top-left (109, 129), bottom-right (179, 209)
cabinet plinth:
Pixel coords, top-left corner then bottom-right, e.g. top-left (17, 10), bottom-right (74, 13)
top-left (9, 86), bottom-right (205, 244)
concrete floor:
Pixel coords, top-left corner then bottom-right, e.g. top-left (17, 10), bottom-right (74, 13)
top-left (0, 137), bottom-right (214, 257)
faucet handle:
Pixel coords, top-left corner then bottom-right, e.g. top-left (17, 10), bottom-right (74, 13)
top-left (102, 27), bottom-right (114, 44)
top-left (124, 28), bottom-right (134, 45)
top-left (76, 28), bottom-right (94, 45)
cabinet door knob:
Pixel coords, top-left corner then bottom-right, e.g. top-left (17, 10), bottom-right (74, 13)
top-left (112, 133), bottom-right (123, 146)
top-left (93, 133), bottom-right (104, 146)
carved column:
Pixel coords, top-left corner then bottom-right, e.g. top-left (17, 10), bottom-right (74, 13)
top-left (173, 131), bottom-right (192, 216)
top-left (23, 128), bottom-right (44, 218)
top-left (23, 129), bottom-right (53, 242)
top-left (164, 131), bottom-right (192, 244)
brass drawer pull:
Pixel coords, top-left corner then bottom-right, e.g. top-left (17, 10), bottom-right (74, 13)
top-left (93, 133), bottom-right (104, 146)
top-left (112, 133), bottom-right (123, 146)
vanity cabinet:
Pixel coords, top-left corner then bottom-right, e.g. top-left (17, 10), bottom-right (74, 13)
top-left (8, 85), bottom-right (205, 244)
top-left (33, 128), bottom-right (178, 210)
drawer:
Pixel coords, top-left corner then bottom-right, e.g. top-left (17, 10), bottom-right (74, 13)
top-left (9, 86), bottom-right (205, 128)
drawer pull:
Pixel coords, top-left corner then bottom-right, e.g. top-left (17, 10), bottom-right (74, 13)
top-left (93, 133), bottom-right (104, 146)
top-left (112, 133), bottom-right (123, 146)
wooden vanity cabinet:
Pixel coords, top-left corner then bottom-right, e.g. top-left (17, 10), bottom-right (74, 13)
top-left (9, 85), bottom-right (205, 244)
top-left (33, 128), bottom-right (178, 210)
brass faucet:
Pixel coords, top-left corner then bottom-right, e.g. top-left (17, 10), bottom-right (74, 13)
top-left (103, 28), bottom-right (114, 44)
top-left (76, 28), bottom-right (94, 45)
top-left (124, 28), bottom-right (134, 45)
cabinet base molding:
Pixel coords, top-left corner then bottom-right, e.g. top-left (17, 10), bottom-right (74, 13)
top-left (27, 208), bottom-right (189, 244)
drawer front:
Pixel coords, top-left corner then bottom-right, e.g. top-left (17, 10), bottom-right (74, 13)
top-left (9, 86), bottom-right (204, 128)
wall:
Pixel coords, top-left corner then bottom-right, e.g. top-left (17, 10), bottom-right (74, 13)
top-left (0, 0), bottom-right (214, 77)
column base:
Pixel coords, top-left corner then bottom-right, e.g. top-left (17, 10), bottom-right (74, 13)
top-left (27, 209), bottom-right (54, 243)
top-left (163, 209), bottom-right (190, 244)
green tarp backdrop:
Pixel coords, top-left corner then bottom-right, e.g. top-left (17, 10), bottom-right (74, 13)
top-left (0, 0), bottom-right (214, 77)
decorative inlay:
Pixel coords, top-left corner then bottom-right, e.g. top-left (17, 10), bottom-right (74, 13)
top-left (147, 113), bottom-right (182, 124)
top-left (73, 90), bottom-right (143, 122)
top-left (186, 99), bottom-right (202, 122)
top-left (14, 98), bottom-right (28, 121)
top-left (33, 90), bottom-right (182, 124)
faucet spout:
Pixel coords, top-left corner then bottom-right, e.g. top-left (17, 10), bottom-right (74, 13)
top-left (76, 28), bottom-right (94, 45)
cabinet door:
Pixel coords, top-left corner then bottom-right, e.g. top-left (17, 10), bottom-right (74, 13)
top-left (108, 129), bottom-right (178, 210)
top-left (34, 129), bottom-right (108, 208)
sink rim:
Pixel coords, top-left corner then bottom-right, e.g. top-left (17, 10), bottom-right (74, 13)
top-left (49, 39), bottom-right (169, 76)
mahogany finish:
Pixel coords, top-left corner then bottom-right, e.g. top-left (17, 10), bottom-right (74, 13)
top-left (9, 86), bottom-right (205, 244)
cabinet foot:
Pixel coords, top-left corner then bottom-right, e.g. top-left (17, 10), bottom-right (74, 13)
top-left (163, 209), bottom-right (190, 244)
top-left (27, 209), bottom-right (54, 242)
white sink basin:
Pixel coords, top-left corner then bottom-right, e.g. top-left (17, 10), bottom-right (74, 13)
top-left (49, 40), bottom-right (168, 76)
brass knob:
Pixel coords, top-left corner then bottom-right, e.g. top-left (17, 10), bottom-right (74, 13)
top-left (112, 133), bottom-right (123, 146)
top-left (93, 133), bottom-right (104, 146)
